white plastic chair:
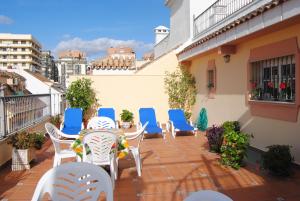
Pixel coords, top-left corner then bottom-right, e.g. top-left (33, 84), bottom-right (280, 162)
top-left (82, 131), bottom-right (118, 188)
top-left (45, 123), bottom-right (77, 167)
top-left (184, 190), bottom-right (233, 201)
top-left (87, 116), bottom-right (116, 130)
top-left (124, 122), bottom-right (148, 177)
top-left (31, 162), bottom-right (113, 201)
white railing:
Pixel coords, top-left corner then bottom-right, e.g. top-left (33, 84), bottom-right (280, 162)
top-left (194, 0), bottom-right (256, 37)
top-left (0, 94), bottom-right (65, 139)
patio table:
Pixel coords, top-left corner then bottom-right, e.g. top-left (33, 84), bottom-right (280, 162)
top-left (70, 128), bottom-right (129, 160)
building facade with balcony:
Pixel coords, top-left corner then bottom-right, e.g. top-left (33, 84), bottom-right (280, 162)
top-left (0, 33), bottom-right (42, 73)
top-left (56, 50), bottom-right (87, 88)
top-left (165, 0), bottom-right (300, 164)
top-left (41, 50), bottom-right (58, 82)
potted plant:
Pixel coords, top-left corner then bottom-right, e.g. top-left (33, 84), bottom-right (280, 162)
top-left (7, 131), bottom-right (45, 171)
top-left (65, 78), bottom-right (99, 127)
top-left (120, 109), bottom-right (134, 129)
top-left (206, 125), bottom-right (224, 153)
top-left (50, 115), bottom-right (61, 128)
top-left (262, 145), bottom-right (294, 177)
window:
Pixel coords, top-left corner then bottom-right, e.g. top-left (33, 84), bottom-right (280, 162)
top-left (21, 48), bottom-right (25, 52)
top-left (208, 70), bottom-right (214, 88)
top-left (21, 41), bottom-right (26, 44)
top-left (13, 55), bottom-right (17, 59)
top-left (22, 63), bottom-right (26, 67)
top-left (13, 40), bottom-right (18, 44)
top-left (250, 55), bottom-right (295, 103)
top-left (13, 48), bottom-right (17, 51)
top-left (207, 60), bottom-right (216, 97)
top-left (3, 55), bottom-right (7, 59)
top-left (22, 55), bottom-right (25, 59)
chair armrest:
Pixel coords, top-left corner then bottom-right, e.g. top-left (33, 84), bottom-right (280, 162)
top-left (115, 120), bottom-right (120, 129)
top-left (60, 133), bottom-right (79, 139)
top-left (81, 122), bottom-right (84, 130)
top-left (58, 139), bottom-right (74, 145)
top-left (136, 122), bottom-right (142, 130)
top-left (157, 121), bottom-right (162, 129)
top-left (60, 121), bottom-right (64, 130)
top-left (190, 120), bottom-right (193, 127)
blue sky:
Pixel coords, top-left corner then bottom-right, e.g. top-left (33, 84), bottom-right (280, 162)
top-left (0, 0), bottom-right (170, 59)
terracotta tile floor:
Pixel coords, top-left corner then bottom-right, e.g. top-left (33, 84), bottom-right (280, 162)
top-left (1, 131), bottom-right (300, 201)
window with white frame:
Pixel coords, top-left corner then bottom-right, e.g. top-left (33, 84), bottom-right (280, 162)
top-left (250, 55), bottom-right (295, 102)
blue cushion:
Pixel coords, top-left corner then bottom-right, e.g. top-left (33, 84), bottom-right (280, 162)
top-left (64, 108), bottom-right (82, 128)
top-left (168, 109), bottom-right (194, 131)
top-left (145, 125), bottom-right (163, 134)
top-left (168, 109), bottom-right (187, 123)
top-left (61, 127), bottom-right (81, 135)
top-left (98, 108), bottom-right (115, 121)
top-left (173, 121), bottom-right (194, 131)
top-left (139, 108), bottom-right (157, 126)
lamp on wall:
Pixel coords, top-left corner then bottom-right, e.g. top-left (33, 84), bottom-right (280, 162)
top-left (223, 54), bottom-right (231, 63)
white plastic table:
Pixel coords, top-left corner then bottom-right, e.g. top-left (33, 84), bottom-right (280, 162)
top-left (184, 190), bottom-right (233, 201)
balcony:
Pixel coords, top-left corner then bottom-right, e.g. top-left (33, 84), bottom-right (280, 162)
top-left (193, 0), bottom-right (268, 38)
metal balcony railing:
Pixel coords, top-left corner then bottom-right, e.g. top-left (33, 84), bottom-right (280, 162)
top-left (194, 0), bottom-right (256, 37)
top-left (0, 94), bottom-right (52, 139)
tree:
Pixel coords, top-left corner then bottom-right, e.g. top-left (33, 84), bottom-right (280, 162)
top-left (65, 78), bottom-right (98, 120)
top-left (164, 66), bottom-right (196, 119)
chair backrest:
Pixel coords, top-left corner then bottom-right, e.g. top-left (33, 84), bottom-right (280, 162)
top-left (98, 108), bottom-right (116, 121)
top-left (184, 190), bottom-right (233, 201)
top-left (82, 131), bottom-right (117, 164)
top-left (125, 122), bottom-right (148, 149)
top-left (139, 108), bottom-right (157, 126)
top-left (168, 109), bottom-right (187, 123)
top-left (64, 108), bottom-right (82, 128)
top-left (45, 122), bottom-right (63, 153)
top-left (87, 116), bottom-right (116, 130)
top-left (31, 162), bottom-right (113, 201)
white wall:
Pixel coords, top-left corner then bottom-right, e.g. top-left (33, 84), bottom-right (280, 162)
top-left (6, 68), bottom-right (63, 115)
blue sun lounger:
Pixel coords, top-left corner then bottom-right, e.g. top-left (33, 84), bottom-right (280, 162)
top-left (139, 108), bottom-right (165, 139)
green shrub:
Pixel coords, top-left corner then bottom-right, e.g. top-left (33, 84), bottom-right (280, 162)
top-left (220, 130), bottom-right (251, 169)
top-left (164, 66), bottom-right (196, 120)
top-left (50, 115), bottom-right (61, 128)
top-left (262, 145), bottom-right (294, 177)
top-left (222, 121), bottom-right (240, 133)
top-left (32, 133), bottom-right (46, 150)
top-left (120, 109), bottom-right (134, 122)
top-left (7, 131), bottom-right (45, 150)
top-left (66, 78), bottom-right (98, 121)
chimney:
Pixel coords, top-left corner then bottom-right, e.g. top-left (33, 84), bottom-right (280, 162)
top-left (154, 26), bottom-right (170, 45)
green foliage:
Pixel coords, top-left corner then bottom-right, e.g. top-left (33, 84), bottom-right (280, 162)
top-left (50, 115), bottom-right (61, 128)
top-left (220, 130), bottom-right (251, 169)
top-left (197, 108), bottom-right (208, 131)
top-left (262, 145), bottom-right (294, 177)
top-left (222, 121), bottom-right (240, 133)
top-left (7, 131), bottom-right (45, 150)
top-left (220, 121), bottom-right (250, 169)
top-left (32, 133), bottom-right (46, 150)
top-left (206, 125), bottom-right (224, 153)
top-left (65, 78), bottom-right (98, 120)
top-left (164, 66), bottom-right (197, 120)
top-left (120, 109), bottom-right (134, 122)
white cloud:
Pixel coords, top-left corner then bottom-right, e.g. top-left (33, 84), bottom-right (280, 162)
top-left (53, 37), bottom-right (154, 59)
top-left (0, 15), bottom-right (13, 24)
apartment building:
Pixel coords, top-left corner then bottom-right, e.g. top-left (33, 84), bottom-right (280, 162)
top-left (41, 50), bottom-right (58, 82)
top-left (0, 33), bottom-right (42, 72)
top-left (56, 50), bottom-right (87, 88)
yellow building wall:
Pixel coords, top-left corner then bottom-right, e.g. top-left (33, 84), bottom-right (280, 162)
top-left (70, 50), bottom-right (179, 124)
top-left (189, 23), bottom-right (300, 164)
